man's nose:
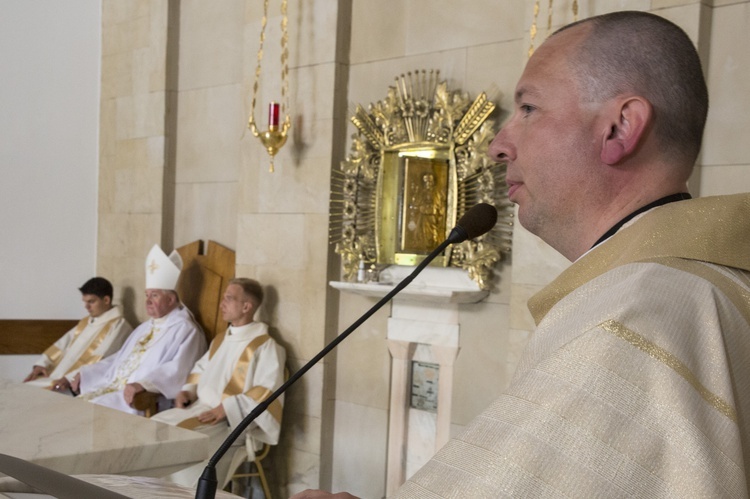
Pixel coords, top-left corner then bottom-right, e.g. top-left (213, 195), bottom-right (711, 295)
top-left (488, 128), bottom-right (514, 163)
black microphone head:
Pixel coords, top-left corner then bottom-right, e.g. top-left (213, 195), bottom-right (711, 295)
top-left (448, 203), bottom-right (498, 243)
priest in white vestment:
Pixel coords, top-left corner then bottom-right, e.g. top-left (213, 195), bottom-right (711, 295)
top-left (152, 277), bottom-right (286, 489)
top-left (292, 12), bottom-right (750, 499)
top-left (24, 277), bottom-right (132, 391)
top-left (73, 245), bottom-right (207, 415)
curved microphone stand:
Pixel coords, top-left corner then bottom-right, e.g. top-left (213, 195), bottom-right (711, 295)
top-left (196, 203), bottom-right (498, 499)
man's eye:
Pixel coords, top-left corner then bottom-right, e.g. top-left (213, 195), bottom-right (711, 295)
top-left (520, 104), bottom-right (535, 115)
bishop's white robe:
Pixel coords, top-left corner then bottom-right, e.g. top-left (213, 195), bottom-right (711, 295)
top-left (26, 305), bottom-right (132, 388)
top-left (78, 305), bottom-right (206, 415)
top-left (152, 321), bottom-right (286, 488)
top-left (396, 193), bottom-right (750, 498)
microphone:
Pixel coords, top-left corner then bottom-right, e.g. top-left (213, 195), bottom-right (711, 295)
top-left (195, 203), bottom-right (498, 499)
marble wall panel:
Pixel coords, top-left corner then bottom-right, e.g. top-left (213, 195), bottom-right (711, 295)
top-left (237, 74), bottom-right (340, 216)
top-left (288, 64), bottom-right (337, 122)
top-left (98, 160), bottom-right (116, 214)
top-left (699, 164), bottom-right (750, 195)
top-left (348, 49), bottom-right (468, 112)
top-left (350, 0), bottom-right (408, 64)
top-left (288, 0), bottom-right (341, 67)
top-left (101, 52), bottom-right (134, 100)
top-left (330, 400), bottom-right (389, 499)
top-left (280, 405), bottom-right (323, 458)
top-left (113, 14), bottom-right (152, 55)
top-left (173, 181), bottom-right (238, 249)
top-left (250, 142), bottom-right (335, 215)
top-left (702, 2), bottom-right (750, 167)
top-left (510, 282), bottom-right (543, 332)
top-left (114, 92), bottom-right (167, 140)
top-left (284, 445), bottom-right (323, 496)
top-left (132, 47), bottom-right (166, 96)
top-left (97, 255), bottom-right (153, 324)
top-left (174, 84), bottom-right (244, 184)
top-left (99, 99), bottom-right (117, 157)
top-left (114, 136), bottom-right (166, 171)
top-left (334, 293), bottom-right (391, 410)
top-left (403, 0), bottom-right (523, 55)
top-left (178, 0), bottom-right (244, 91)
top-left (511, 223), bottom-right (571, 286)
top-left (243, 0), bottom-right (340, 78)
top-left (652, 0), bottom-right (707, 9)
top-left (487, 258), bottom-right (514, 306)
top-left (465, 40), bottom-right (525, 124)
top-left (656, 3), bottom-right (704, 40)
top-left (283, 362), bottom-right (325, 421)
top-left (711, 0), bottom-right (749, 6)
top-left (113, 167), bottom-right (163, 214)
top-left (578, 0), bottom-right (651, 18)
top-left (101, 0), bottom-right (151, 26)
top-left (98, 213), bottom-right (163, 261)
top-left (453, 301), bottom-right (512, 425)
top-left (236, 213), bottom-right (331, 358)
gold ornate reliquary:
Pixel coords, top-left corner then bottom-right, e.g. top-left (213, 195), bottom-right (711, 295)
top-left (329, 70), bottom-right (513, 290)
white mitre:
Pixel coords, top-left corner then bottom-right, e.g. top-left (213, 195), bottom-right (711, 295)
top-left (145, 244), bottom-right (183, 290)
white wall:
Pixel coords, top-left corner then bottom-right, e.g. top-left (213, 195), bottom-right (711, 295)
top-left (0, 1), bottom-right (101, 319)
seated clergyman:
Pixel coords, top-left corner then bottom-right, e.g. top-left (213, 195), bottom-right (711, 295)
top-left (72, 244), bottom-right (207, 415)
top-left (24, 277), bottom-right (132, 392)
top-left (152, 278), bottom-right (286, 489)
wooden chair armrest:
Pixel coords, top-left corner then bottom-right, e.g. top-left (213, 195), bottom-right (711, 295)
top-left (131, 390), bottom-right (160, 417)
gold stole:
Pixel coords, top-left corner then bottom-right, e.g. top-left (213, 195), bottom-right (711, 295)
top-left (62, 318), bottom-right (119, 375)
top-left (42, 318), bottom-right (88, 370)
top-left (178, 333), bottom-right (282, 429)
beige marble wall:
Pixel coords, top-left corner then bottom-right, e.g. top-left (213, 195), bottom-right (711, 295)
top-left (97, 0), bottom-right (750, 496)
top-left (98, 0), bottom-right (173, 324)
top-left (235, 0), bottom-right (351, 495)
top-left (334, 1), bottom-right (527, 496)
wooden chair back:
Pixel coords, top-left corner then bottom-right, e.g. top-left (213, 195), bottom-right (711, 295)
top-left (175, 240), bottom-right (235, 344)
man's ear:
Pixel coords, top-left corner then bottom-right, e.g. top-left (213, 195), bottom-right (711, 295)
top-left (600, 96), bottom-right (652, 165)
top-left (103, 296), bottom-right (112, 307)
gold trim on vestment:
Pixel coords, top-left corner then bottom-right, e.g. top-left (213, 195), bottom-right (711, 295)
top-left (64, 318), bottom-right (119, 375)
top-left (43, 318), bottom-right (88, 369)
top-left (176, 417), bottom-right (204, 430)
top-left (529, 194), bottom-right (750, 325)
top-left (600, 319), bottom-right (738, 423)
top-left (220, 334), bottom-right (282, 423)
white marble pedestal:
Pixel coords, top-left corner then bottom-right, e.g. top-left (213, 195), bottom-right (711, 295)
top-left (331, 265), bottom-right (488, 496)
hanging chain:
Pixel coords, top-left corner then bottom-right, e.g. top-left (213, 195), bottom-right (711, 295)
top-left (547, 0), bottom-right (554, 34)
top-left (280, 0), bottom-right (289, 128)
top-left (248, 0), bottom-right (290, 134)
top-left (528, 0), bottom-right (540, 58)
top-left (530, 0), bottom-right (581, 57)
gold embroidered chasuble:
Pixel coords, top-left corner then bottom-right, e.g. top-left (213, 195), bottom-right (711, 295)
top-left (396, 194), bottom-right (750, 498)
